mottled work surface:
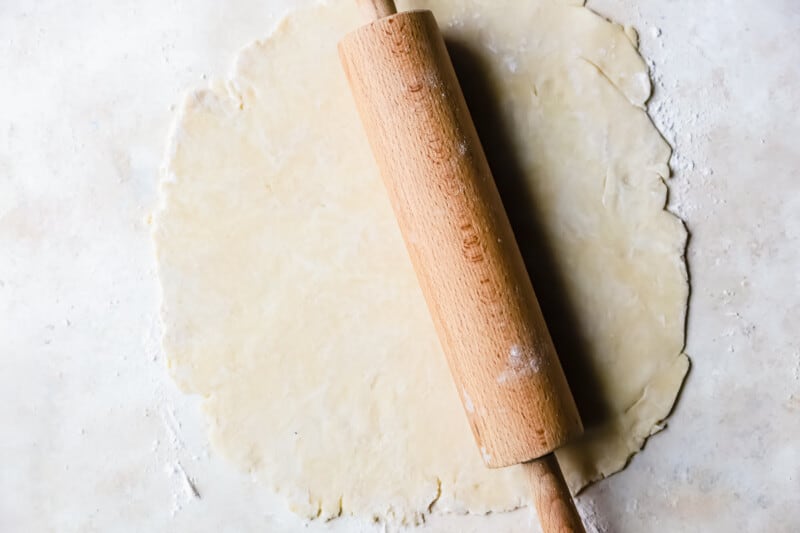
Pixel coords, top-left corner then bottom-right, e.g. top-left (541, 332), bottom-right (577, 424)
top-left (1, 0), bottom-right (798, 531)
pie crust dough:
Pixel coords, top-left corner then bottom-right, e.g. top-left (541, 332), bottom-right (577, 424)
top-left (154, 0), bottom-right (689, 522)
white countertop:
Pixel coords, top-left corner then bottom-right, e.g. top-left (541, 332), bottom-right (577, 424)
top-left (2, 0), bottom-right (798, 531)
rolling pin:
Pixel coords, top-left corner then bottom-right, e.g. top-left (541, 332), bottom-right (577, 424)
top-left (339, 1), bottom-right (586, 531)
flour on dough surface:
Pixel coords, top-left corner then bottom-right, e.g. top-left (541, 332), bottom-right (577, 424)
top-left (154, 0), bottom-right (689, 522)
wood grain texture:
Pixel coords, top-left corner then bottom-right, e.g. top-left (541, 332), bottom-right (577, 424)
top-left (338, 10), bottom-right (583, 468)
top-left (527, 455), bottom-right (587, 533)
top-left (356, 0), bottom-right (397, 21)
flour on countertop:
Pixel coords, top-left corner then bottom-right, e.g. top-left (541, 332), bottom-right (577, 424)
top-left (640, 24), bottom-right (721, 222)
top-left (577, 497), bottom-right (610, 533)
top-left (143, 314), bottom-right (208, 517)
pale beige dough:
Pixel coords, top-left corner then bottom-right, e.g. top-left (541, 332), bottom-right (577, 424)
top-left (154, 0), bottom-right (689, 522)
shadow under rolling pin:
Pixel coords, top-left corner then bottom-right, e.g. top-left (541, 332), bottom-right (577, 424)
top-left (339, 1), bottom-right (587, 532)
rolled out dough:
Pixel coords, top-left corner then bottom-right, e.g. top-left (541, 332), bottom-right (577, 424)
top-left (154, 0), bottom-right (689, 523)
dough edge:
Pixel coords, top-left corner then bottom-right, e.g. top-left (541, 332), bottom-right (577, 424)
top-left (153, 0), bottom-right (692, 520)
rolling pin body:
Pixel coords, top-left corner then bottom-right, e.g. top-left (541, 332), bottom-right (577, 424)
top-left (339, 9), bottom-right (582, 467)
top-left (339, 6), bottom-right (586, 532)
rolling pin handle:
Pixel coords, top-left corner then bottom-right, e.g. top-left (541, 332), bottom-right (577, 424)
top-left (526, 454), bottom-right (586, 533)
top-left (356, 0), bottom-right (397, 21)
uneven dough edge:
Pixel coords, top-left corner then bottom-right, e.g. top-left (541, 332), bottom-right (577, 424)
top-left (153, 0), bottom-right (693, 522)
top-left (557, 353), bottom-right (690, 492)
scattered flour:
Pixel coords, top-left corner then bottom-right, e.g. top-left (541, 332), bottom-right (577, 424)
top-left (497, 344), bottom-right (542, 384)
top-left (143, 314), bottom-right (207, 518)
top-left (641, 24), bottom-right (722, 222)
top-left (577, 497), bottom-right (610, 533)
top-left (462, 388), bottom-right (475, 413)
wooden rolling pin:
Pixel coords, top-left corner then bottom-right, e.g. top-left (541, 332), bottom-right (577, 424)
top-left (339, 2), bottom-right (586, 531)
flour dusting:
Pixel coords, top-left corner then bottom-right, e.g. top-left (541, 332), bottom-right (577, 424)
top-left (462, 388), bottom-right (475, 413)
top-left (497, 344), bottom-right (541, 384)
top-left (641, 24), bottom-right (721, 221)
